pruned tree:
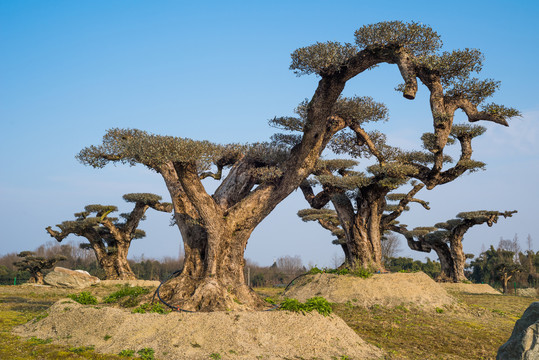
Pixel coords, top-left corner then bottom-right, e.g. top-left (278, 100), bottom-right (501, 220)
top-left (286, 23), bottom-right (518, 271)
top-left (46, 193), bottom-right (172, 280)
top-left (393, 210), bottom-right (517, 282)
top-left (77, 21), bottom-right (517, 311)
top-left (13, 251), bottom-right (66, 285)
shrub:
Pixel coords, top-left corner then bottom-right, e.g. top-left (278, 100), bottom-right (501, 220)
top-left (68, 291), bottom-right (98, 305)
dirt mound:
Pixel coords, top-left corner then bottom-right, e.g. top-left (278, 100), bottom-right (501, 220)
top-left (440, 282), bottom-right (501, 295)
top-left (284, 272), bottom-right (456, 309)
top-left (14, 299), bottom-right (384, 360)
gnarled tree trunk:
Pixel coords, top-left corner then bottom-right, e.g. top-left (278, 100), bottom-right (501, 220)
top-left (159, 229), bottom-right (266, 311)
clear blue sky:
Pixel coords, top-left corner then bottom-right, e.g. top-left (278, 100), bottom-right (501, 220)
top-left (1, 1), bottom-right (538, 267)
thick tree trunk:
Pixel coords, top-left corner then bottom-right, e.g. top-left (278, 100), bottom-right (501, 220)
top-left (448, 237), bottom-right (467, 282)
top-left (113, 242), bottom-right (136, 280)
top-left (159, 230), bottom-right (267, 311)
top-left (429, 243), bottom-right (455, 282)
top-left (339, 188), bottom-right (385, 272)
top-left (30, 271), bottom-right (44, 285)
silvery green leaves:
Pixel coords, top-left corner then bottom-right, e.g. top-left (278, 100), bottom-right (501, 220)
top-left (77, 128), bottom-right (246, 170)
top-left (290, 41), bottom-right (358, 76)
top-left (354, 21), bottom-right (441, 56)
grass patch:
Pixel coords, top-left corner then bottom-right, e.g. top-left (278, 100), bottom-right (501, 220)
top-left (103, 285), bottom-right (150, 307)
top-left (131, 302), bottom-right (169, 314)
top-left (68, 291), bottom-right (98, 305)
top-left (280, 296), bottom-right (332, 316)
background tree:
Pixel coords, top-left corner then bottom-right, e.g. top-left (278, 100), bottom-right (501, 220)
top-left (46, 193), bottom-right (171, 280)
top-left (13, 251), bottom-right (66, 285)
top-left (393, 210), bottom-right (517, 282)
top-left (77, 21), bottom-right (517, 311)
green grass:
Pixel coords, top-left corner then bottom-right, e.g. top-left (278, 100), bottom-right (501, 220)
top-left (103, 286), bottom-right (150, 308)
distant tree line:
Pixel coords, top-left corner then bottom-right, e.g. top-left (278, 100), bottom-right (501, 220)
top-left (0, 241), bottom-right (182, 285)
top-left (469, 235), bottom-right (538, 293)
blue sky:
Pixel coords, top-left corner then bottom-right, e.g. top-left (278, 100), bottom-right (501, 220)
top-left (1, 1), bottom-right (538, 267)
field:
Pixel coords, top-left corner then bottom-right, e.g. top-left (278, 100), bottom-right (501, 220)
top-left (0, 284), bottom-right (537, 360)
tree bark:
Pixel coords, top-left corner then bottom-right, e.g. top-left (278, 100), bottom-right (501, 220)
top-left (334, 186), bottom-right (386, 271)
top-left (159, 229), bottom-right (266, 311)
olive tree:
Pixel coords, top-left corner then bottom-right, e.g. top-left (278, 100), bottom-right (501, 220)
top-left (392, 210), bottom-right (517, 282)
top-left (284, 23), bottom-right (519, 271)
top-left (78, 21), bottom-right (516, 311)
top-left (46, 193), bottom-right (171, 280)
top-left (13, 251), bottom-right (66, 285)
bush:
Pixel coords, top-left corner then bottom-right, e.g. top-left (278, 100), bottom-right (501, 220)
top-left (68, 291), bottom-right (98, 305)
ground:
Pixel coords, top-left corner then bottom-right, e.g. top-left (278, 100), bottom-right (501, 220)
top-left (0, 275), bottom-right (537, 359)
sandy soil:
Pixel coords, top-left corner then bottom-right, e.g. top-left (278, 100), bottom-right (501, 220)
top-left (14, 299), bottom-right (384, 360)
top-left (440, 282), bottom-right (501, 295)
top-left (283, 272), bottom-right (457, 309)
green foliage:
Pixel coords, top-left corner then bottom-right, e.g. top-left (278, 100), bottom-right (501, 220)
top-left (387, 257), bottom-right (441, 279)
top-left (122, 193), bottom-right (162, 205)
top-left (27, 337), bottom-right (52, 345)
top-left (67, 291), bottom-right (98, 305)
top-left (209, 353), bottom-right (222, 360)
top-left (137, 347), bottom-right (155, 360)
top-left (350, 267), bottom-right (373, 279)
top-left (119, 349), bottom-right (136, 357)
top-left (290, 41), bottom-right (358, 76)
top-left (308, 266), bottom-right (324, 275)
top-left (435, 307), bottom-right (444, 314)
top-left (68, 345), bottom-right (95, 354)
top-left (103, 285), bottom-right (150, 306)
top-left (132, 303), bottom-right (169, 314)
top-left (280, 296), bottom-right (333, 316)
top-left (264, 297), bottom-right (276, 305)
top-left (354, 21), bottom-right (441, 56)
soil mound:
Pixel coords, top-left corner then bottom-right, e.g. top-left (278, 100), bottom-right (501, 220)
top-left (284, 272), bottom-right (456, 309)
top-left (14, 300), bottom-right (384, 360)
top-left (440, 282), bottom-right (501, 295)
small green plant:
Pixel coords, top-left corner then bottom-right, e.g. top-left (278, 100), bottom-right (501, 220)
top-left (280, 297), bottom-right (332, 316)
top-left (304, 296), bottom-right (332, 316)
top-left (351, 267), bottom-right (373, 279)
top-left (209, 353), bottom-right (222, 359)
top-left (27, 337), bottom-right (52, 345)
top-left (191, 342), bottom-right (202, 348)
top-left (308, 266), bottom-right (324, 274)
top-left (280, 298), bottom-right (305, 313)
top-left (264, 297), bottom-right (276, 305)
top-left (132, 302), bottom-right (170, 314)
top-left (103, 285), bottom-right (150, 307)
top-left (137, 347), bottom-right (155, 360)
top-left (104, 334), bottom-right (112, 341)
top-left (68, 345), bottom-right (95, 354)
top-left (118, 349), bottom-right (135, 357)
top-left (68, 291), bottom-right (98, 305)
top-left (435, 307), bottom-right (444, 314)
